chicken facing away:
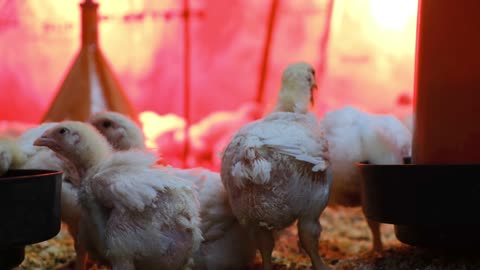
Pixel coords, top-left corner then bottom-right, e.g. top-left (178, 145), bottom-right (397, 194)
top-left (34, 122), bottom-right (202, 270)
top-left (221, 62), bottom-right (332, 270)
top-left (90, 110), bottom-right (256, 270)
top-left (321, 105), bottom-right (412, 251)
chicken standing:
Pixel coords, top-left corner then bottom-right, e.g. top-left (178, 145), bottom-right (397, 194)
top-left (34, 122), bottom-right (202, 270)
top-left (221, 62), bottom-right (331, 270)
top-left (321, 105), bottom-right (411, 251)
top-left (90, 111), bottom-right (256, 270)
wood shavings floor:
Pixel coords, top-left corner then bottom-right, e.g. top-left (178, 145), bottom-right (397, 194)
top-left (16, 207), bottom-right (480, 270)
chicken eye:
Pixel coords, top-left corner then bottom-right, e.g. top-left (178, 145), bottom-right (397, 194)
top-left (307, 76), bottom-right (312, 83)
top-left (59, 128), bottom-right (69, 135)
top-left (103, 120), bottom-right (112, 128)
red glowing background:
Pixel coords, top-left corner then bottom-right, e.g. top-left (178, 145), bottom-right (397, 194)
top-left (0, 0), bottom-right (418, 170)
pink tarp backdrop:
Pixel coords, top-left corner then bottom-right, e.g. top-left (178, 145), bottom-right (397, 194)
top-left (0, 0), bottom-right (416, 123)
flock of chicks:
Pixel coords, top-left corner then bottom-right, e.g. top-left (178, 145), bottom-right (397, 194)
top-left (0, 62), bottom-right (412, 270)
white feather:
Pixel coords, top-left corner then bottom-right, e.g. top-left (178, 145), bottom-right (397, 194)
top-left (320, 106), bottom-right (412, 251)
top-left (162, 166), bottom-right (256, 269)
top-left (229, 112), bottom-right (328, 188)
top-left (88, 150), bottom-right (193, 213)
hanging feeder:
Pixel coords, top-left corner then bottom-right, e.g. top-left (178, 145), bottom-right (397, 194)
top-left (42, 0), bottom-right (137, 123)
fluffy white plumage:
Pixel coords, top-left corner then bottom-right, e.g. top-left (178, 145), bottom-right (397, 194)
top-left (91, 111), bottom-right (256, 269)
top-left (167, 167), bottom-right (256, 270)
top-left (188, 102), bottom-right (263, 170)
top-left (0, 137), bottom-right (24, 175)
top-left (403, 113), bottom-right (414, 132)
top-left (230, 112), bottom-right (328, 187)
top-left (88, 111), bottom-right (146, 151)
top-left (221, 62), bottom-right (331, 270)
top-left (35, 122), bottom-right (202, 270)
top-left (321, 105), bottom-right (412, 251)
top-left (0, 123), bottom-right (63, 173)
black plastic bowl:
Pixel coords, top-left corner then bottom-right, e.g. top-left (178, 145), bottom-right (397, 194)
top-left (0, 169), bottom-right (62, 269)
top-left (358, 158), bottom-right (480, 249)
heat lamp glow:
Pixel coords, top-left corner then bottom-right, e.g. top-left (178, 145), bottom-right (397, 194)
top-left (0, 0), bottom-right (417, 171)
top-left (369, 0), bottom-right (417, 31)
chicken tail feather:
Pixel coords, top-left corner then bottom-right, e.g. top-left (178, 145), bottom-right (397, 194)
top-left (231, 136), bottom-right (271, 187)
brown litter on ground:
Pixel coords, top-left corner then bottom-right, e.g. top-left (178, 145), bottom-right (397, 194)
top-left (17, 207), bottom-right (480, 270)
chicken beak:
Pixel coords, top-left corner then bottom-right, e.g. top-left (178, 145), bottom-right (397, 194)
top-left (34, 135), bottom-right (56, 148)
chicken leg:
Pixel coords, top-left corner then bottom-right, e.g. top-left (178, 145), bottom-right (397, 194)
top-left (74, 234), bottom-right (87, 270)
top-left (367, 218), bottom-right (383, 252)
top-left (111, 258), bottom-right (135, 270)
top-left (297, 217), bottom-right (329, 270)
top-left (254, 227), bottom-right (274, 270)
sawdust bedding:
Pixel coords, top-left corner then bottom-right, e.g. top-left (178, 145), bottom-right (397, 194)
top-left (16, 207), bottom-right (480, 270)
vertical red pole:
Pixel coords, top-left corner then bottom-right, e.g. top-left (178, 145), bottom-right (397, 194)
top-left (316, 0), bottom-right (334, 91)
top-left (413, 0), bottom-right (480, 164)
top-left (183, 0), bottom-right (191, 168)
top-left (80, 0), bottom-right (98, 48)
top-left (255, 0), bottom-right (280, 105)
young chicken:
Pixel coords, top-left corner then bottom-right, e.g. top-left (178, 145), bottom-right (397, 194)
top-left (0, 123), bottom-right (63, 174)
top-left (88, 111), bottom-right (145, 151)
top-left (0, 137), bottom-right (25, 175)
top-left (321, 105), bottom-right (412, 251)
top-left (34, 122), bottom-right (202, 270)
top-left (221, 62), bottom-right (331, 270)
top-left (90, 111), bottom-right (256, 270)
top-left (0, 123), bottom-right (83, 240)
top-left (172, 168), bottom-right (256, 270)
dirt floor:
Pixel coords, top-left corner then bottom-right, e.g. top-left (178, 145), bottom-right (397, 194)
top-left (16, 206), bottom-right (480, 270)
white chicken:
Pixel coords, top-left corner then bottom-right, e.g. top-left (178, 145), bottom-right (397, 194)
top-left (171, 168), bottom-right (256, 270)
top-left (90, 111), bottom-right (256, 270)
top-left (0, 122), bottom-right (63, 174)
top-left (0, 123), bottom-right (83, 240)
top-left (34, 122), bottom-right (202, 270)
top-left (0, 137), bottom-right (25, 175)
top-left (221, 62), bottom-right (331, 270)
top-left (89, 111), bottom-right (145, 151)
top-left (321, 105), bottom-right (412, 251)
top-left (403, 113), bottom-right (414, 132)
top-left (188, 102), bottom-right (263, 170)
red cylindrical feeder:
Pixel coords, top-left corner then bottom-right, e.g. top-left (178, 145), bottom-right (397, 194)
top-left (359, 0), bottom-right (480, 249)
top-left (413, 0), bottom-right (480, 164)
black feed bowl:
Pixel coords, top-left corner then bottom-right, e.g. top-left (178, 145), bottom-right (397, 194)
top-left (359, 158), bottom-right (480, 249)
top-left (0, 170), bottom-right (62, 269)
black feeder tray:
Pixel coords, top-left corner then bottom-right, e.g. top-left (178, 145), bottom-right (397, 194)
top-left (0, 170), bottom-right (62, 269)
top-left (359, 158), bottom-right (480, 249)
